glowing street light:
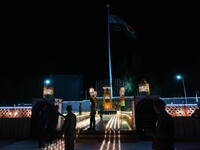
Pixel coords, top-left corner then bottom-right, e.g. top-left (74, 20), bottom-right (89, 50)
top-left (176, 75), bottom-right (181, 80)
top-left (176, 75), bottom-right (187, 104)
top-left (44, 79), bottom-right (50, 87)
top-left (45, 80), bottom-right (50, 84)
top-left (43, 79), bottom-right (54, 98)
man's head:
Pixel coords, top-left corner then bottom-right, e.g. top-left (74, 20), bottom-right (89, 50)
top-left (153, 99), bottom-right (166, 114)
top-left (66, 105), bottom-right (72, 112)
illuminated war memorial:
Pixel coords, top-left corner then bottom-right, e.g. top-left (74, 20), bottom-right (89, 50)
top-left (1, 78), bottom-right (200, 147)
top-left (1, 3), bottom-right (200, 150)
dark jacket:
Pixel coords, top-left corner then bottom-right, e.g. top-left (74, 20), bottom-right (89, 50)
top-left (90, 102), bottom-right (96, 116)
top-left (152, 112), bottom-right (174, 150)
top-left (39, 109), bottom-right (49, 127)
top-left (62, 112), bottom-right (76, 137)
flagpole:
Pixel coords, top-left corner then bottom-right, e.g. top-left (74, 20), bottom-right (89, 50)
top-left (106, 3), bottom-right (113, 98)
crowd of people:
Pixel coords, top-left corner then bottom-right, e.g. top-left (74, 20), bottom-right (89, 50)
top-left (37, 98), bottom-right (200, 150)
top-left (38, 104), bottom-right (65, 148)
top-left (38, 104), bottom-right (76, 150)
top-left (38, 98), bottom-right (99, 149)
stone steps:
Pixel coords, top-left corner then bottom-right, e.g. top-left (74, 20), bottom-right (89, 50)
top-left (76, 130), bottom-right (140, 143)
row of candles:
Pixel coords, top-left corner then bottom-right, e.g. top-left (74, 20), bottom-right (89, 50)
top-left (99, 116), bottom-right (121, 150)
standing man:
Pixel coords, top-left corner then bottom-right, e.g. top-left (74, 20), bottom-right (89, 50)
top-left (89, 98), bottom-right (96, 130)
top-left (61, 105), bottom-right (76, 150)
top-left (79, 103), bottom-right (82, 116)
top-left (151, 99), bottom-right (175, 150)
top-left (99, 105), bottom-right (104, 120)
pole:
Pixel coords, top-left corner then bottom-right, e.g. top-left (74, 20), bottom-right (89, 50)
top-left (182, 78), bottom-right (187, 104)
top-left (106, 3), bottom-right (113, 98)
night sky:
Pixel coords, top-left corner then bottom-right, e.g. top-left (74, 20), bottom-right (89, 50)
top-left (1, 1), bottom-right (200, 104)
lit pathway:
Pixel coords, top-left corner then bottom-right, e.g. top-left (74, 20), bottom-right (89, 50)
top-left (99, 116), bottom-right (121, 150)
top-left (95, 114), bottom-right (131, 131)
top-left (0, 114), bottom-right (199, 149)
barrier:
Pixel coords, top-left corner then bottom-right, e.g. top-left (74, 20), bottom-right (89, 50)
top-left (174, 117), bottom-right (200, 141)
top-left (0, 118), bottom-right (30, 138)
top-left (166, 104), bottom-right (197, 116)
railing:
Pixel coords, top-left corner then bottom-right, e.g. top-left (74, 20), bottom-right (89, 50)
top-left (0, 106), bottom-right (32, 118)
top-left (165, 104), bottom-right (198, 116)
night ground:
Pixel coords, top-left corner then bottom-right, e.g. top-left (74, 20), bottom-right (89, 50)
top-left (1, 1), bottom-right (200, 104)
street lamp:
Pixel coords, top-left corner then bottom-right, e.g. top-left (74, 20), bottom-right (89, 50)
top-left (45, 80), bottom-right (50, 84)
top-left (44, 79), bottom-right (50, 87)
top-left (43, 79), bottom-right (54, 98)
top-left (176, 75), bottom-right (187, 104)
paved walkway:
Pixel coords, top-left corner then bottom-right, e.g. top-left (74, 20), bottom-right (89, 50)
top-left (1, 139), bottom-right (200, 150)
top-left (0, 139), bottom-right (152, 150)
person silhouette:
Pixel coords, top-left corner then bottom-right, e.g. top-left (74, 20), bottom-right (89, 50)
top-left (89, 98), bottom-right (96, 130)
top-left (79, 103), bottom-right (82, 116)
top-left (150, 99), bottom-right (175, 150)
top-left (99, 105), bottom-right (104, 120)
top-left (61, 105), bottom-right (76, 150)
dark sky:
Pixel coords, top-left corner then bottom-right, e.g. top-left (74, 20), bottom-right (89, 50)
top-left (1, 1), bottom-right (200, 102)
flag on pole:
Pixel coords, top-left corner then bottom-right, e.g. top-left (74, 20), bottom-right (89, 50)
top-left (109, 12), bottom-right (136, 39)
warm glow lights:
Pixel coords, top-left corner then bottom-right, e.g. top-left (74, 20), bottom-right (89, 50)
top-left (44, 115), bottom-right (100, 150)
top-left (94, 91), bottom-right (97, 97)
top-left (138, 79), bottom-right (150, 96)
top-left (100, 116), bottom-right (113, 150)
top-left (117, 117), bottom-right (121, 150)
top-left (43, 138), bottom-right (65, 150)
top-left (99, 116), bottom-right (121, 150)
top-left (165, 104), bottom-right (197, 116)
top-left (89, 87), bottom-right (95, 97)
top-left (0, 107), bottom-right (32, 118)
top-left (76, 116), bottom-right (100, 130)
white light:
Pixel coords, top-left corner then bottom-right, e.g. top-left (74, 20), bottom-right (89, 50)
top-left (45, 80), bottom-right (50, 84)
top-left (176, 75), bottom-right (182, 80)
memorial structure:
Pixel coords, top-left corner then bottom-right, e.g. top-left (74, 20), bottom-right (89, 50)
top-left (103, 86), bottom-right (113, 110)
